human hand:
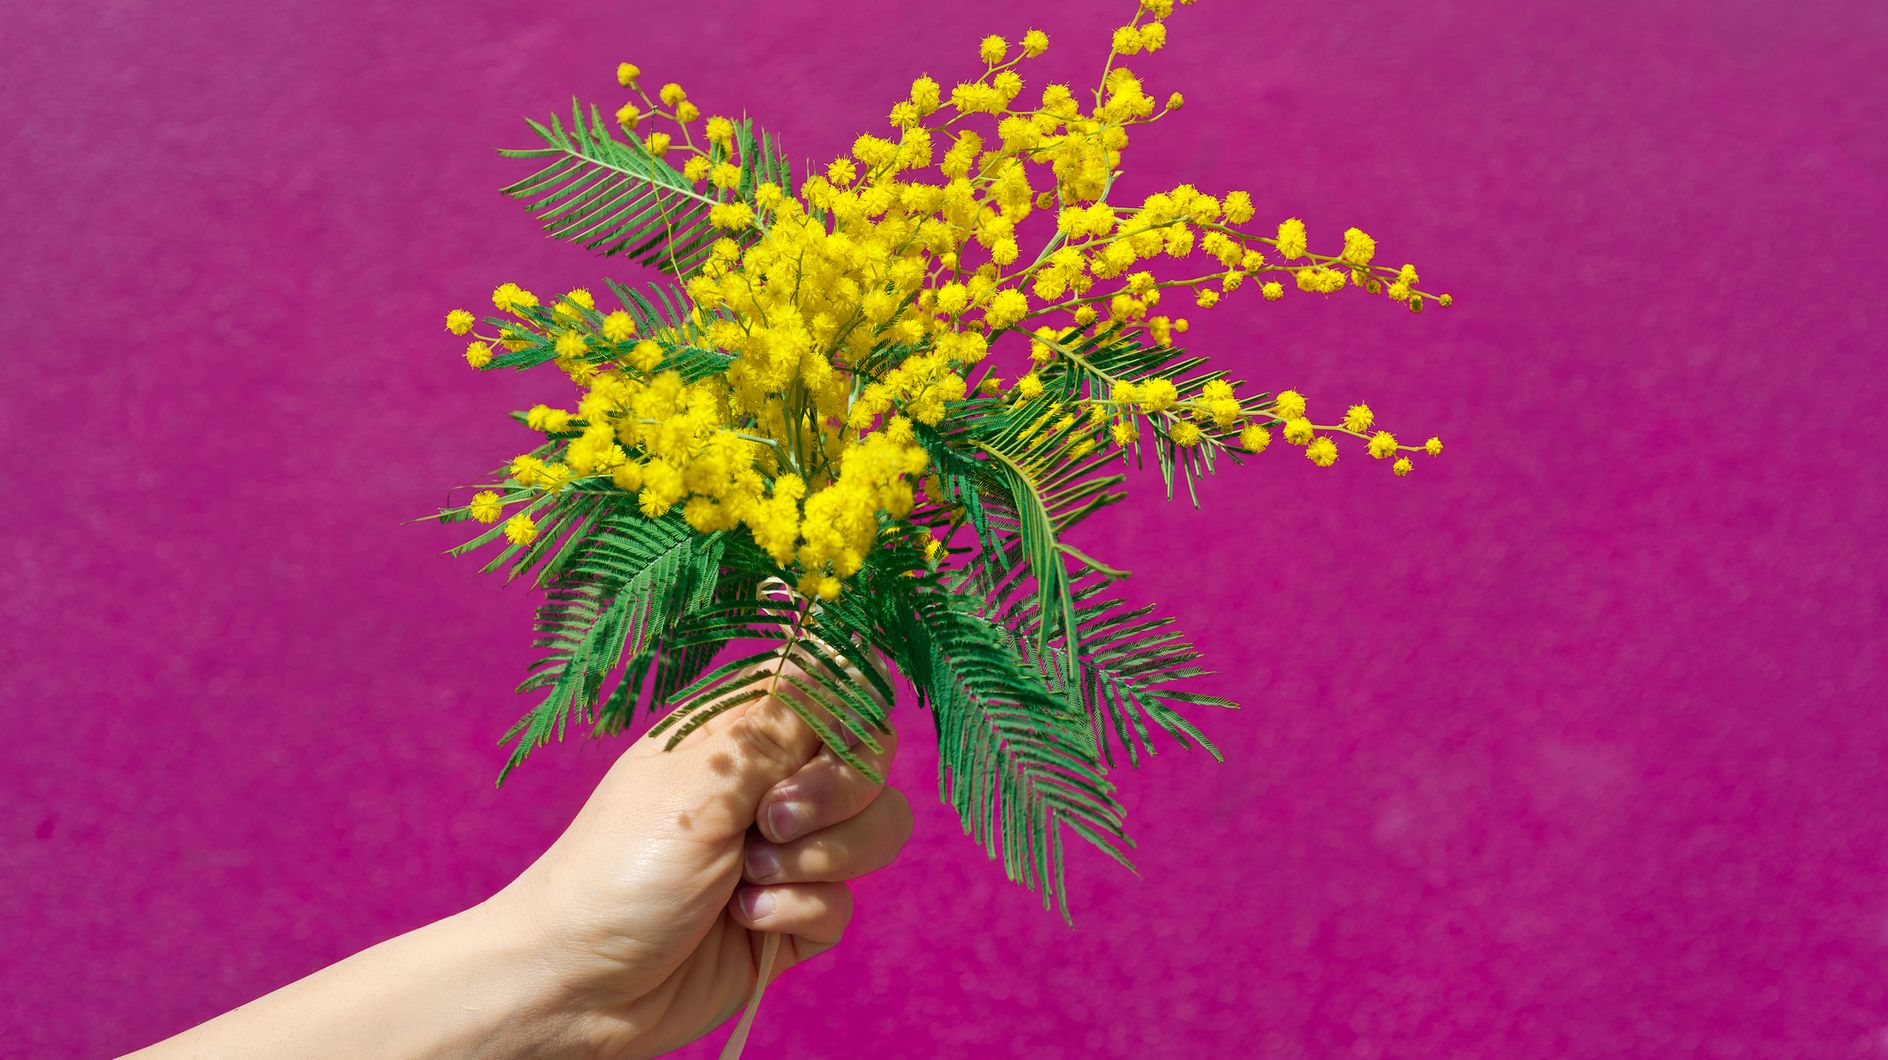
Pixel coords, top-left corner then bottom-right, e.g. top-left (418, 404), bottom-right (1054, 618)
top-left (478, 656), bottom-right (913, 1059)
top-left (125, 644), bottom-right (910, 1060)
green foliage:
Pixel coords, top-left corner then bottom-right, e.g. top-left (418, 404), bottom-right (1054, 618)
top-left (500, 104), bottom-right (789, 279)
top-left (501, 507), bottom-right (721, 779)
top-left (899, 570), bottom-right (1134, 918)
top-left (989, 569), bottom-right (1232, 770)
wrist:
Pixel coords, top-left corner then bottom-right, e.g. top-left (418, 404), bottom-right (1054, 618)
top-left (424, 900), bottom-right (593, 1059)
top-left (473, 879), bottom-right (679, 1060)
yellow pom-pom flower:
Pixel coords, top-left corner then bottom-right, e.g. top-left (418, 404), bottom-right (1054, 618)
top-left (1341, 227), bottom-right (1376, 266)
top-left (630, 340), bottom-right (663, 373)
top-left (503, 514), bottom-right (539, 544)
top-left (1137, 378), bottom-right (1179, 413)
top-left (1344, 404), bottom-right (1374, 433)
top-left (445, 309), bottom-right (476, 335)
top-left (1276, 217), bottom-right (1308, 260)
top-left (1306, 436), bottom-right (1338, 467)
top-left (468, 491), bottom-right (504, 523)
top-left (910, 76), bottom-right (942, 114)
top-left (984, 289), bottom-right (1030, 328)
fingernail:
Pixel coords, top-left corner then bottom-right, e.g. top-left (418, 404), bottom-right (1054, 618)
top-left (738, 887), bottom-right (775, 921)
top-left (767, 798), bottom-right (809, 842)
top-left (745, 841), bottom-right (781, 882)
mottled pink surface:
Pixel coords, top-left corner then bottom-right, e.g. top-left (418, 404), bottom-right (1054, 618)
top-left (4, 0), bottom-right (1885, 1056)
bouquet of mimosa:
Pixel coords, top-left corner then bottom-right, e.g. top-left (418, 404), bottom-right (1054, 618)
top-left (435, 0), bottom-right (1448, 917)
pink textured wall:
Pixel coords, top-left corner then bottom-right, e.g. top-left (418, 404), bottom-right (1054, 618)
top-left (4, 0), bottom-right (1885, 1056)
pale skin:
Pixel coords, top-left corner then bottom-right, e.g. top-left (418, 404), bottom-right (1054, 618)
top-left (128, 667), bottom-right (912, 1060)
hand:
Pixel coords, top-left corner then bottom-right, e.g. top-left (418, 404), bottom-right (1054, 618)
top-left (125, 657), bottom-right (912, 1060)
top-left (483, 662), bottom-right (913, 1058)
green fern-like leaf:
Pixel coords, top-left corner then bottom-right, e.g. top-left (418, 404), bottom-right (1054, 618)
top-left (924, 345), bottom-right (1133, 675)
top-left (601, 281), bottom-right (736, 381)
top-left (901, 574), bottom-right (1132, 919)
top-left (600, 542), bottom-right (751, 736)
top-left (499, 508), bottom-right (717, 780)
top-left (989, 570), bottom-right (1234, 769)
top-left (500, 104), bottom-right (789, 279)
top-left (437, 476), bottom-right (614, 588)
top-left (818, 541), bottom-right (1126, 917)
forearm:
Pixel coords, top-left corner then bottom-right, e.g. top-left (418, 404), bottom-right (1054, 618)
top-left (125, 679), bottom-right (904, 1060)
top-left (126, 903), bottom-right (581, 1060)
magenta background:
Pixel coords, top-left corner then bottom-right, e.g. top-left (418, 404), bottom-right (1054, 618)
top-left (4, 0), bottom-right (1886, 1056)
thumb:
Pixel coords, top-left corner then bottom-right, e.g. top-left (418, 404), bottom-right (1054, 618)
top-left (710, 668), bottom-right (827, 806)
top-left (700, 580), bottom-right (849, 803)
top-left (673, 581), bottom-right (884, 815)
top-left (711, 579), bottom-right (824, 801)
top-left (697, 615), bottom-right (887, 809)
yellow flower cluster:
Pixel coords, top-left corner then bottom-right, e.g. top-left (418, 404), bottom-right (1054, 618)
top-left (1255, 389), bottom-right (1444, 471)
top-left (452, 276), bottom-right (936, 596)
top-left (1068, 371), bottom-right (1440, 474)
top-left (447, 0), bottom-right (1448, 594)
